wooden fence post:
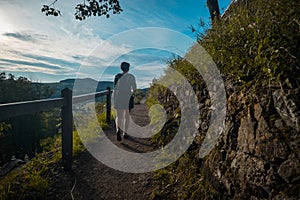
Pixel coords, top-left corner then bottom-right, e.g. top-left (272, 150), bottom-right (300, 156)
top-left (61, 88), bottom-right (73, 171)
top-left (106, 87), bottom-right (111, 123)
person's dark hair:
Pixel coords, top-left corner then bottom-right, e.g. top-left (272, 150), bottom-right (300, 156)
top-left (120, 62), bottom-right (130, 72)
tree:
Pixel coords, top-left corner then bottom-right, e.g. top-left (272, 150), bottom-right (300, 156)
top-left (41, 0), bottom-right (123, 20)
top-left (206, 0), bottom-right (220, 22)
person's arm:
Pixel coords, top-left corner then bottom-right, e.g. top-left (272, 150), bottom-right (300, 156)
top-left (132, 75), bottom-right (137, 92)
top-left (113, 75), bottom-right (118, 88)
top-left (113, 74), bottom-right (119, 95)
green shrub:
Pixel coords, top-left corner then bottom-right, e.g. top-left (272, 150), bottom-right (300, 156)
top-left (199, 0), bottom-right (300, 89)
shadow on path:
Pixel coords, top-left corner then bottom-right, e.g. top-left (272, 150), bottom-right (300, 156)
top-left (48, 103), bottom-right (158, 200)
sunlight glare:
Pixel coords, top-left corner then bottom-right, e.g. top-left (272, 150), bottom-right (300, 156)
top-left (0, 14), bottom-right (13, 39)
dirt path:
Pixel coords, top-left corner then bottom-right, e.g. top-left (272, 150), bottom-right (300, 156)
top-left (48, 104), bottom-right (158, 200)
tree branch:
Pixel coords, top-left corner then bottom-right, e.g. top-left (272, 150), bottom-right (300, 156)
top-left (41, 0), bottom-right (123, 20)
top-left (48, 0), bottom-right (59, 7)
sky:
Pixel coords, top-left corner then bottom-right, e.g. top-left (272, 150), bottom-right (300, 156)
top-left (0, 0), bottom-right (232, 88)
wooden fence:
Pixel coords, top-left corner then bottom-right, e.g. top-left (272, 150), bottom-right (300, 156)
top-left (0, 87), bottom-right (112, 170)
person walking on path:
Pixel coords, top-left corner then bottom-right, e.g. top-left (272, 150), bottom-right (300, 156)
top-left (113, 62), bottom-right (137, 141)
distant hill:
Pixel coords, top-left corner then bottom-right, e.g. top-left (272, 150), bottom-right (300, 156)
top-left (33, 78), bottom-right (114, 98)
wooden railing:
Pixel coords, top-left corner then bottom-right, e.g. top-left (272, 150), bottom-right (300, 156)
top-left (0, 87), bottom-right (112, 170)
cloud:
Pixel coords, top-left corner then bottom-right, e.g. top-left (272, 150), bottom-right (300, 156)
top-left (22, 54), bottom-right (80, 69)
top-left (0, 0), bottom-right (232, 83)
top-left (0, 63), bottom-right (58, 75)
top-left (3, 32), bottom-right (34, 42)
top-left (0, 58), bottom-right (63, 72)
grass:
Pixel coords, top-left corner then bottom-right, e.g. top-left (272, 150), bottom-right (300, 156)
top-left (0, 103), bottom-right (110, 200)
top-left (199, 0), bottom-right (299, 90)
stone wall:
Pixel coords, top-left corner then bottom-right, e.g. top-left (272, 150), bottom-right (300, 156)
top-left (153, 77), bottom-right (299, 199)
top-left (202, 86), bottom-right (300, 199)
